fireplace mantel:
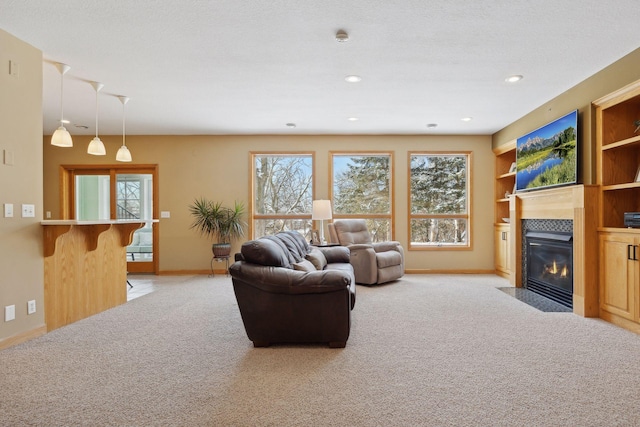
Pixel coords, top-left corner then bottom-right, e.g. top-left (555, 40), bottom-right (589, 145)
top-left (509, 185), bottom-right (599, 317)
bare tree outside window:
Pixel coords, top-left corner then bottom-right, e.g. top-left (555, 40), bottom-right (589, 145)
top-left (252, 154), bottom-right (313, 238)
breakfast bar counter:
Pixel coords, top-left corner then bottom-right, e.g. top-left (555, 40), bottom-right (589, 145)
top-left (41, 220), bottom-right (148, 331)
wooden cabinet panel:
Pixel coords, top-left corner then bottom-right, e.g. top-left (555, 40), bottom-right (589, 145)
top-left (600, 233), bottom-right (636, 321)
top-left (494, 224), bottom-right (510, 278)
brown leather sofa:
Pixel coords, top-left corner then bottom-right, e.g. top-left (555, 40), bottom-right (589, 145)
top-left (229, 231), bottom-right (356, 348)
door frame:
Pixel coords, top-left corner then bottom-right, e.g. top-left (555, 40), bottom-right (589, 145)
top-left (60, 164), bottom-right (159, 274)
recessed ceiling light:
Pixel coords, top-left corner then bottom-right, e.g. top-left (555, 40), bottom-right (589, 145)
top-left (426, 123), bottom-right (438, 129)
top-left (505, 75), bottom-right (523, 83)
top-left (348, 117), bottom-right (359, 121)
top-left (335, 30), bottom-right (349, 43)
top-left (461, 117), bottom-right (473, 122)
top-left (345, 75), bottom-right (361, 83)
top-left (286, 123), bottom-right (296, 128)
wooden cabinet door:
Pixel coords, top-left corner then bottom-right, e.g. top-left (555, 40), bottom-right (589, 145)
top-left (495, 224), bottom-right (510, 277)
top-left (600, 233), bottom-right (637, 321)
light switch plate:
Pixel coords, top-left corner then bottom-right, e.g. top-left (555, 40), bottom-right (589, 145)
top-left (160, 211), bottom-right (171, 218)
top-left (4, 203), bottom-right (13, 218)
top-left (5, 305), bottom-right (15, 322)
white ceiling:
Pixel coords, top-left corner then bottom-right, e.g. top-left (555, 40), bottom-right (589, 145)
top-left (2, 0), bottom-right (640, 136)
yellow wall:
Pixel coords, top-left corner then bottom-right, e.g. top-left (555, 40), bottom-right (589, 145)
top-left (0, 29), bottom-right (45, 345)
top-left (43, 134), bottom-right (496, 273)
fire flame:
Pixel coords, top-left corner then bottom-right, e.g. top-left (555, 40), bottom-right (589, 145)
top-left (545, 259), bottom-right (568, 278)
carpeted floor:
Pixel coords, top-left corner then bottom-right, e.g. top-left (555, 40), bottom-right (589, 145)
top-left (1, 274), bottom-right (640, 426)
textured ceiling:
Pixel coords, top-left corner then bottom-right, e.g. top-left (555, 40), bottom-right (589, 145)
top-left (2, 0), bottom-right (640, 136)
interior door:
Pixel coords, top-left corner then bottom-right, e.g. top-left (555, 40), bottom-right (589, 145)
top-left (63, 165), bottom-right (159, 274)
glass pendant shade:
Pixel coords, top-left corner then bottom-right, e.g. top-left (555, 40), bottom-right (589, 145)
top-left (116, 145), bottom-right (132, 162)
top-left (51, 63), bottom-right (73, 147)
top-left (51, 126), bottom-right (73, 147)
top-left (88, 82), bottom-right (106, 156)
top-left (87, 136), bottom-right (106, 155)
top-left (116, 95), bottom-right (132, 162)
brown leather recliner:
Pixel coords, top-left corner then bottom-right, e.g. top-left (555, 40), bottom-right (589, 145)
top-left (229, 231), bottom-right (355, 348)
top-left (328, 219), bottom-right (404, 285)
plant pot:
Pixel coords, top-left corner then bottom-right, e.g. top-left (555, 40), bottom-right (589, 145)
top-left (212, 243), bottom-right (231, 258)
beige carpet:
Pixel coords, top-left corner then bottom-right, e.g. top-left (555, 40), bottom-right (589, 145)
top-left (1, 274), bottom-right (639, 426)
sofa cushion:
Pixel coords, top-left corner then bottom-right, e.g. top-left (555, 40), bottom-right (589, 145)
top-left (293, 259), bottom-right (317, 272)
top-left (283, 231), bottom-right (310, 253)
top-left (262, 235), bottom-right (296, 265)
top-left (241, 239), bottom-right (291, 268)
top-left (305, 248), bottom-right (328, 270)
top-left (376, 250), bottom-right (402, 268)
top-left (333, 219), bottom-right (372, 245)
top-left (275, 232), bottom-right (305, 262)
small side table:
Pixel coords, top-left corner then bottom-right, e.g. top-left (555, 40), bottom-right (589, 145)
top-left (209, 256), bottom-right (230, 277)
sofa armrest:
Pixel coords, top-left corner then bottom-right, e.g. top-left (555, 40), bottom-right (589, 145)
top-left (344, 244), bottom-right (377, 285)
top-left (372, 241), bottom-right (402, 253)
top-left (318, 246), bottom-right (350, 263)
top-left (229, 261), bottom-right (352, 295)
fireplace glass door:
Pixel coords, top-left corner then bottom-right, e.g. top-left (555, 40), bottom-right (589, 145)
top-left (525, 231), bottom-right (573, 307)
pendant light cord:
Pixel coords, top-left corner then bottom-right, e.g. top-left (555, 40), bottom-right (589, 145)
top-left (122, 102), bottom-right (126, 147)
top-left (59, 72), bottom-right (64, 125)
top-left (95, 87), bottom-right (99, 138)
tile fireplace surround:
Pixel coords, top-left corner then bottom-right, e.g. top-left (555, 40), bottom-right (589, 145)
top-left (508, 185), bottom-right (599, 317)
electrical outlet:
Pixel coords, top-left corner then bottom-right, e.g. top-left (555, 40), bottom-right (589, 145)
top-left (27, 300), bottom-right (36, 315)
top-left (161, 211), bottom-right (171, 218)
top-left (5, 305), bottom-right (15, 322)
top-left (9, 60), bottom-right (20, 77)
top-left (3, 149), bottom-right (14, 166)
top-left (21, 204), bottom-right (35, 218)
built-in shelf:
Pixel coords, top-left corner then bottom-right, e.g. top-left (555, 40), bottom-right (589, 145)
top-left (493, 140), bottom-right (516, 280)
top-left (595, 78), bottom-right (640, 335)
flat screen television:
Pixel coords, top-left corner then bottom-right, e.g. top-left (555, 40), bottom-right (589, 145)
top-left (515, 109), bottom-right (578, 192)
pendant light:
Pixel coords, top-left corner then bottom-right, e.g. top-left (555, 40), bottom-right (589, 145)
top-left (87, 81), bottom-right (106, 155)
top-left (51, 63), bottom-right (73, 147)
top-left (116, 96), bottom-right (132, 162)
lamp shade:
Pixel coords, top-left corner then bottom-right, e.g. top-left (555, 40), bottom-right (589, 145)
top-left (51, 126), bottom-right (73, 147)
top-left (116, 145), bottom-right (132, 162)
top-left (312, 200), bottom-right (332, 220)
top-left (87, 136), bottom-right (106, 155)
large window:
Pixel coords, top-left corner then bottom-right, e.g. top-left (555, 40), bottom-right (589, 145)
top-left (331, 152), bottom-right (393, 241)
top-left (251, 152), bottom-right (314, 238)
top-left (409, 152), bottom-right (471, 249)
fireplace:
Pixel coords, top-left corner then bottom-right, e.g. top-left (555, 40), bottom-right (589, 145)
top-left (524, 231), bottom-right (573, 308)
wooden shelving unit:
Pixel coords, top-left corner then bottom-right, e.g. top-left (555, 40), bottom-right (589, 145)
top-left (595, 79), bottom-right (640, 333)
top-left (493, 140), bottom-right (516, 278)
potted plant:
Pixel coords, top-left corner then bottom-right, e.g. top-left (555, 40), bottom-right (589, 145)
top-left (189, 198), bottom-right (247, 258)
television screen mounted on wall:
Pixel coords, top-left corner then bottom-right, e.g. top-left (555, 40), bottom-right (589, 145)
top-left (515, 109), bottom-right (578, 192)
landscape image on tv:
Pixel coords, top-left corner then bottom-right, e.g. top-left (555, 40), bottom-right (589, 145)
top-left (515, 109), bottom-right (578, 192)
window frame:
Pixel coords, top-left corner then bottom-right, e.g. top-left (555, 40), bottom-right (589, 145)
top-left (329, 151), bottom-right (395, 240)
top-left (249, 151), bottom-right (315, 239)
top-left (407, 151), bottom-right (472, 251)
